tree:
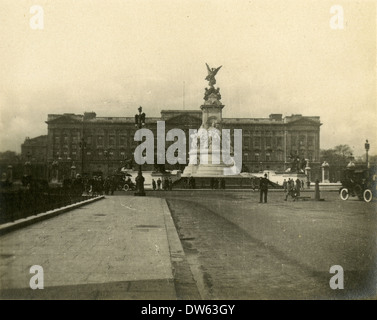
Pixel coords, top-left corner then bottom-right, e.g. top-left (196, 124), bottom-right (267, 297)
top-left (0, 151), bottom-right (19, 161)
top-left (333, 145), bottom-right (353, 158)
top-left (320, 144), bottom-right (353, 166)
top-left (320, 144), bottom-right (355, 182)
top-left (355, 154), bottom-right (377, 165)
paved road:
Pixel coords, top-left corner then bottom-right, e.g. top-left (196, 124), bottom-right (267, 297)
top-left (150, 190), bottom-right (377, 299)
top-left (0, 196), bottom-right (176, 299)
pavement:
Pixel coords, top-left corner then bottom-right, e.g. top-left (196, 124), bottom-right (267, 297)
top-left (1, 188), bottom-right (374, 300)
top-left (0, 195), bottom-right (198, 300)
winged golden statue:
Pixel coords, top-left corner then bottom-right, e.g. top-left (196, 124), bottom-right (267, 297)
top-left (205, 63), bottom-right (222, 87)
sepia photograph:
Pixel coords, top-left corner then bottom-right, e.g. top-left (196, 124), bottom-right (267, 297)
top-left (0, 0), bottom-right (376, 304)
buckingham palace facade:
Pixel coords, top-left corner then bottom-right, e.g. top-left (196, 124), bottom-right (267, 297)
top-left (40, 110), bottom-right (321, 180)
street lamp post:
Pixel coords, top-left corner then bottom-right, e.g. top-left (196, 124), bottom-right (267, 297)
top-left (79, 138), bottom-right (87, 177)
top-left (365, 139), bottom-right (370, 168)
top-left (66, 156), bottom-right (71, 180)
top-left (24, 151), bottom-right (32, 176)
top-left (52, 160), bottom-right (59, 182)
top-left (134, 106), bottom-right (146, 196)
top-left (104, 150), bottom-right (111, 177)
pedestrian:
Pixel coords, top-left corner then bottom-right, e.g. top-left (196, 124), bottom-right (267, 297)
top-left (168, 177), bottom-right (173, 191)
top-left (210, 177), bottom-right (215, 189)
top-left (98, 176), bottom-right (104, 195)
top-left (104, 177), bottom-right (110, 195)
top-left (250, 178), bottom-right (256, 191)
top-left (152, 179), bottom-right (156, 191)
top-left (157, 178), bottom-right (161, 190)
top-left (283, 179), bottom-right (288, 193)
top-left (91, 176), bottom-right (97, 196)
top-left (295, 178), bottom-right (301, 197)
top-left (220, 178), bottom-right (225, 189)
top-left (72, 174), bottom-right (84, 196)
top-left (189, 176), bottom-right (196, 189)
top-left (301, 179), bottom-right (305, 190)
top-left (110, 176), bottom-right (116, 195)
top-left (259, 173), bottom-right (273, 203)
top-left (306, 180), bottom-right (310, 189)
top-left (285, 178), bottom-right (296, 201)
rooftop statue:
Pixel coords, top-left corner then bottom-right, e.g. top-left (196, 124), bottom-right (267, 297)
top-left (205, 63), bottom-right (222, 87)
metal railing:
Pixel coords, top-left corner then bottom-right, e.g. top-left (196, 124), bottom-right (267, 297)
top-left (0, 188), bottom-right (96, 225)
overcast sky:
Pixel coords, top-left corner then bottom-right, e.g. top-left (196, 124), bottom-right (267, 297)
top-left (0, 0), bottom-right (375, 156)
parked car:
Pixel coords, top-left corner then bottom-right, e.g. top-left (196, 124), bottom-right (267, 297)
top-left (339, 165), bottom-right (377, 202)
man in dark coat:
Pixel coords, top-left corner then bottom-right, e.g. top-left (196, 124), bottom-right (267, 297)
top-left (259, 173), bottom-right (273, 203)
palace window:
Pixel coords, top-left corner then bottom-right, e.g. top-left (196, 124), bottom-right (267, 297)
top-left (299, 135), bottom-right (305, 146)
top-left (97, 136), bottom-right (103, 146)
top-left (266, 137), bottom-right (272, 148)
top-left (254, 137), bottom-right (261, 148)
top-left (109, 135), bottom-right (115, 147)
top-left (120, 136), bottom-right (126, 147)
top-left (291, 136), bottom-right (297, 146)
top-left (243, 137), bottom-right (250, 149)
top-left (276, 137), bottom-right (283, 147)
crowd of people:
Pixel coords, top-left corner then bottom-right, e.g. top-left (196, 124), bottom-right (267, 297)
top-left (210, 178), bottom-right (226, 189)
top-left (52, 173), bottom-right (312, 201)
top-left (256, 175), bottom-right (311, 203)
top-left (282, 178), bottom-right (308, 201)
top-left (151, 177), bottom-right (174, 191)
top-left (61, 174), bottom-right (128, 196)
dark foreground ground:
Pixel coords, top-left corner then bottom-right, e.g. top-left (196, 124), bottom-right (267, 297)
top-left (0, 189), bottom-right (375, 300)
top-left (149, 189), bottom-right (377, 299)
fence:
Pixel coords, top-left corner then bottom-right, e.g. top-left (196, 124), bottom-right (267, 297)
top-left (0, 188), bottom-right (95, 225)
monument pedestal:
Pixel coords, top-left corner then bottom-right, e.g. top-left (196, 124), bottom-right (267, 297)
top-left (283, 172), bottom-right (307, 179)
top-left (182, 63), bottom-right (241, 178)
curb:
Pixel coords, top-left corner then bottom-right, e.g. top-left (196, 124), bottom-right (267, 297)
top-left (0, 196), bottom-right (105, 236)
top-left (145, 188), bottom-right (340, 192)
top-left (160, 198), bottom-right (201, 300)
